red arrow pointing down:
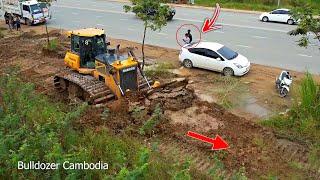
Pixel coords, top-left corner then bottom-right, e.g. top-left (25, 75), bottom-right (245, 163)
top-left (187, 131), bottom-right (229, 150)
top-left (202, 3), bottom-right (222, 33)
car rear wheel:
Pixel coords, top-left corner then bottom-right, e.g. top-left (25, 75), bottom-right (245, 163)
top-left (223, 67), bottom-right (234, 76)
top-left (262, 16), bottom-right (269, 22)
top-left (287, 19), bottom-right (294, 25)
top-left (183, 59), bottom-right (193, 68)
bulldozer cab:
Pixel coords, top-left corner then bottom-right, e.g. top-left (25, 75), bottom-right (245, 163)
top-left (66, 28), bottom-right (107, 70)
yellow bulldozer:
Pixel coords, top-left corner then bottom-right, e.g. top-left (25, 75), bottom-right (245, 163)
top-left (54, 28), bottom-right (156, 104)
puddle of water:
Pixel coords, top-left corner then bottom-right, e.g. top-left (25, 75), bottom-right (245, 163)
top-left (242, 96), bottom-right (270, 118)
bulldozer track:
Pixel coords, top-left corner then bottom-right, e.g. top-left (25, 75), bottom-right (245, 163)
top-left (53, 69), bottom-right (115, 104)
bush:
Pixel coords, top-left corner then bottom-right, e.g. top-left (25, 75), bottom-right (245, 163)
top-left (43, 38), bottom-right (59, 52)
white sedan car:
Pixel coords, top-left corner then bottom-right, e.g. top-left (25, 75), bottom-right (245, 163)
top-left (259, 8), bottom-right (296, 25)
top-left (179, 42), bottom-right (251, 76)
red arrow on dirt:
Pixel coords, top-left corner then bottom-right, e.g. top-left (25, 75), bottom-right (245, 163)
top-left (202, 3), bottom-right (222, 33)
top-left (187, 131), bottom-right (229, 150)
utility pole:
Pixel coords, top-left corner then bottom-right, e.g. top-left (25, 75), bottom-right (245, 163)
top-left (277, 0), bottom-right (280, 7)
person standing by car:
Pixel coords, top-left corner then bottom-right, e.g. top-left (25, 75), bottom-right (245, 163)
top-left (182, 33), bottom-right (191, 44)
top-left (15, 17), bottom-right (21, 31)
top-left (186, 29), bottom-right (193, 43)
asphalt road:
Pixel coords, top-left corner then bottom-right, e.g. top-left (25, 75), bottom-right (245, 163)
top-left (1, 0), bottom-right (320, 74)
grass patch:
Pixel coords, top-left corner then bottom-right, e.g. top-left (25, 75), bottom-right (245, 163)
top-left (208, 75), bottom-right (247, 108)
top-left (43, 38), bottom-right (59, 52)
top-left (261, 72), bottom-right (320, 171)
top-left (145, 62), bottom-right (175, 79)
top-left (262, 72), bottom-right (320, 144)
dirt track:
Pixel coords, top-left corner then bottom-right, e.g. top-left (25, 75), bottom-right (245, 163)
top-left (0, 23), bottom-right (319, 178)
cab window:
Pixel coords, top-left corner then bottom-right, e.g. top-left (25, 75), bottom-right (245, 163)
top-left (71, 35), bottom-right (80, 53)
top-left (23, 5), bottom-right (30, 12)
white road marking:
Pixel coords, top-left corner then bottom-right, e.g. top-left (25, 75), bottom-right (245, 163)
top-left (54, 5), bottom-right (133, 15)
top-left (175, 17), bottom-right (288, 33)
top-left (298, 54), bottom-right (312, 58)
top-left (54, 5), bottom-right (288, 33)
top-left (157, 32), bottom-right (168, 36)
top-left (236, 44), bottom-right (252, 48)
top-left (252, 35), bottom-right (267, 39)
top-left (120, 18), bottom-right (128, 21)
top-left (96, 24), bottom-right (105, 26)
top-left (128, 28), bottom-right (135, 31)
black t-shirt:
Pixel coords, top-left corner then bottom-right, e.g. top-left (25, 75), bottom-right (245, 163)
top-left (187, 32), bottom-right (192, 43)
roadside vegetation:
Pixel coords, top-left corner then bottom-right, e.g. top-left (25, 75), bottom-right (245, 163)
top-left (289, 1), bottom-right (320, 49)
top-left (191, 0), bottom-right (320, 12)
top-left (0, 70), bottom-right (209, 179)
top-left (262, 72), bottom-right (320, 170)
top-left (124, 0), bottom-right (171, 69)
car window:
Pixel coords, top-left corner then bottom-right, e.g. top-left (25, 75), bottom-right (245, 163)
top-left (217, 46), bottom-right (238, 60)
top-left (271, 10), bottom-right (281, 14)
top-left (279, 10), bottom-right (289, 14)
top-left (204, 49), bottom-right (220, 59)
top-left (189, 48), bottom-right (205, 56)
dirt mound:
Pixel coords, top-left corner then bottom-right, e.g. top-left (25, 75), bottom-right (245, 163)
top-left (165, 105), bottom-right (224, 132)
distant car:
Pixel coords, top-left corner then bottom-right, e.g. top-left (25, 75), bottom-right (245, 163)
top-left (259, 8), bottom-right (296, 25)
top-left (133, 4), bottom-right (176, 20)
top-left (179, 42), bottom-right (251, 76)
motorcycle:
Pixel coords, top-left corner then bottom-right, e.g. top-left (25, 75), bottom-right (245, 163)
top-left (275, 71), bottom-right (292, 98)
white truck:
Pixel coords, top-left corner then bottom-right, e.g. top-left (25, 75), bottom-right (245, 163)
top-left (0, 0), bottom-right (51, 25)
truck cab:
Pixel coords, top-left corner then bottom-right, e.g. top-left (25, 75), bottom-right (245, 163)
top-left (21, 0), bottom-right (45, 25)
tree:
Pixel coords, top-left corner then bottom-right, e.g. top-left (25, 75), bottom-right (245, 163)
top-left (124, 0), bottom-right (171, 69)
top-left (288, 1), bottom-right (320, 49)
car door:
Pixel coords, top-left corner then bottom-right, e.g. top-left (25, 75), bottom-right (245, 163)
top-left (280, 10), bottom-right (291, 22)
top-left (22, 5), bottom-right (32, 20)
top-left (269, 10), bottom-right (281, 22)
top-left (188, 48), bottom-right (207, 68)
top-left (203, 49), bottom-right (225, 72)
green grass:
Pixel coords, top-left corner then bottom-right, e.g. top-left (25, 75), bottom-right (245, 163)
top-left (0, 70), bottom-right (206, 179)
top-left (192, 0), bottom-right (320, 12)
top-left (207, 75), bottom-right (247, 109)
top-left (261, 72), bottom-right (320, 172)
top-left (145, 62), bottom-right (175, 79)
top-left (43, 38), bottom-right (59, 52)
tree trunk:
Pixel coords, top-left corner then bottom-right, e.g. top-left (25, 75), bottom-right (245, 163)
top-left (45, 22), bottom-right (50, 46)
top-left (141, 25), bottom-right (147, 70)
